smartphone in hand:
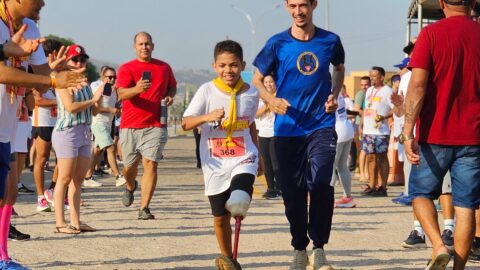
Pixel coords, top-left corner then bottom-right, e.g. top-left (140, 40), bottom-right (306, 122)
top-left (142, 71), bottom-right (151, 82)
top-left (103, 83), bottom-right (113, 96)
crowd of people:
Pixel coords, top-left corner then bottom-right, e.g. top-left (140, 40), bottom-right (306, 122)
top-left (0, 0), bottom-right (479, 270)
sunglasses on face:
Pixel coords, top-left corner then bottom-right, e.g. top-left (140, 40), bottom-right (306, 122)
top-left (105, 75), bottom-right (117, 80)
top-left (71, 56), bottom-right (88, 64)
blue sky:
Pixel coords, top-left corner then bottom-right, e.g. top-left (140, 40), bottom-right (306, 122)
top-left (39, 0), bottom-right (415, 73)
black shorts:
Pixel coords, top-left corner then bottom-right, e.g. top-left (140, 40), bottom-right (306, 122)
top-left (32, 127), bottom-right (54, 142)
top-left (208, 173), bottom-right (255, 217)
top-left (112, 121), bottom-right (119, 138)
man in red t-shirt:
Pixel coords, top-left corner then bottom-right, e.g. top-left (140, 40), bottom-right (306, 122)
top-left (402, 0), bottom-right (480, 269)
top-left (116, 32), bottom-right (176, 220)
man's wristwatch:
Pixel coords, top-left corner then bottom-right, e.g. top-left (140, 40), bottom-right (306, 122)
top-left (0, 44), bottom-right (5, 61)
top-left (399, 134), bottom-right (414, 144)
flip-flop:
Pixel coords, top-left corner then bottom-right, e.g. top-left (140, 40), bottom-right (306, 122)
top-left (425, 252), bottom-right (451, 270)
top-left (71, 223), bottom-right (96, 232)
top-left (54, 225), bottom-right (81, 234)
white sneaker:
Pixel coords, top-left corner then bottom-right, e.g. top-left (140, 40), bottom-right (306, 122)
top-left (290, 250), bottom-right (309, 270)
top-left (83, 177), bottom-right (103, 188)
top-left (115, 175), bottom-right (127, 187)
top-left (310, 248), bottom-right (333, 270)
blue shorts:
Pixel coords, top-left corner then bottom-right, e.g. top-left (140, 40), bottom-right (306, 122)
top-left (0, 142), bottom-right (11, 199)
top-left (361, 134), bottom-right (389, 154)
top-left (409, 144), bottom-right (480, 209)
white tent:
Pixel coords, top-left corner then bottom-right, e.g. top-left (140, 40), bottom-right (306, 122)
top-left (406, 0), bottom-right (480, 42)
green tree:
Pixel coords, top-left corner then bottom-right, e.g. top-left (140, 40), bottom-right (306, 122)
top-left (45, 35), bottom-right (99, 82)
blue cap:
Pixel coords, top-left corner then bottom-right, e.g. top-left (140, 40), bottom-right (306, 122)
top-left (391, 74), bottom-right (401, 84)
top-left (394, 57), bottom-right (410, 69)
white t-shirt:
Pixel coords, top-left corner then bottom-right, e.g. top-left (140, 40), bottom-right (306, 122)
top-left (393, 71), bottom-right (411, 137)
top-left (32, 89), bottom-right (57, 127)
top-left (363, 85), bottom-right (393, 136)
top-left (183, 81), bottom-right (259, 196)
top-left (255, 100), bottom-right (275, 138)
top-left (335, 95), bottom-right (354, 143)
top-left (91, 81), bottom-right (117, 125)
top-left (0, 19), bottom-right (47, 143)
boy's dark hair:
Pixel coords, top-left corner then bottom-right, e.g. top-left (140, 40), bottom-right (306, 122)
top-left (214, 40), bottom-right (243, 61)
top-left (372, 66), bottom-right (386, 77)
top-left (360, 76), bottom-right (371, 82)
top-left (42, 38), bottom-right (64, 57)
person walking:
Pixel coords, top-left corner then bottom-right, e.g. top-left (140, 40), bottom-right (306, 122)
top-left (402, 0), bottom-right (480, 269)
top-left (116, 32), bottom-right (176, 219)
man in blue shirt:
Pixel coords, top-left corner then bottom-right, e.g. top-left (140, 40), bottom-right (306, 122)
top-left (252, 0), bottom-right (345, 269)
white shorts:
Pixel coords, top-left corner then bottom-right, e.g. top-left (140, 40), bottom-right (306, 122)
top-left (13, 121), bottom-right (31, 153)
top-left (202, 154), bottom-right (258, 196)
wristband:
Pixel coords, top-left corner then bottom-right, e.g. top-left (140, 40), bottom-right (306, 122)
top-left (50, 73), bottom-right (57, 89)
top-left (0, 44), bottom-right (5, 62)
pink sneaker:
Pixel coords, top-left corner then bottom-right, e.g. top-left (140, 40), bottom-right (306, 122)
top-left (334, 197), bottom-right (356, 208)
top-left (36, 198), bottom-right (51, 212)
top-left (44, 188), bottom-right (54, 204)
top-left (64, 198), bottom-right (70, 210)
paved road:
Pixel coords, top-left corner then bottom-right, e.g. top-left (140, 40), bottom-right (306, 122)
top-left (10, 136), bottom-right (478, 269)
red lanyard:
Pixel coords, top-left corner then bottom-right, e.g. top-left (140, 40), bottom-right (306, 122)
top-left (2, 1), bottom-right (24, 104)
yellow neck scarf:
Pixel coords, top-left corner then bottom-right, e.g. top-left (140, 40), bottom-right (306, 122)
top-left (212, 77), bottom-right (245, 147)
top-left (0, 1), bottom-right (20, 31)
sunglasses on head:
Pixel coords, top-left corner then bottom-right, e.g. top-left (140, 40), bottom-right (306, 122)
top-left (71, 55), bottom-right (88, 64)
top-left (105, 75), bottom-right (117, 80)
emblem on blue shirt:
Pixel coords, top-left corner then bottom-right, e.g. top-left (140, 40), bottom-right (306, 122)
top-left (297, 52), bottom-right (319, 76)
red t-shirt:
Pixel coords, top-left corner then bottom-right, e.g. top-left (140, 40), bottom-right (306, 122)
top-left (409, 16), bottom-right (480, 145)
top-left (116, 59), bottom-right (177, 129)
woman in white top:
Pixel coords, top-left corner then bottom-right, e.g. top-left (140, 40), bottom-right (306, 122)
top-left (331, 94), bottom-right (356, 208)
top-left (255, 75), bottom-right (280, 199)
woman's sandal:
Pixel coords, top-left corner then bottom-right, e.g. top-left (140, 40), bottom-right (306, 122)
top-left (55, 225), bottom-right (81, 234)
top-left (71, 223), bottom-right (96, 232)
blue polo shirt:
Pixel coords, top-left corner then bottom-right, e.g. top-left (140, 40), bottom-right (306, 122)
top-left (253, 27), bottom-right (345, 137)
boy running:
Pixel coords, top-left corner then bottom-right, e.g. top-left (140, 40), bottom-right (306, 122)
top-left (182, 40), bottom-right (260, 270)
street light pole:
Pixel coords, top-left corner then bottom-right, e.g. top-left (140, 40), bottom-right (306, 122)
top-left (325, 0), bottom-right (330, 30)
top-left (231, 4), bottom-right (281, 71)
top-left (231, 5), bottom-right (255, 70)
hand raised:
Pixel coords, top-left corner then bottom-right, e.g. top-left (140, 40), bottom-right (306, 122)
top-left (92, 84), bottom-right (103, 102)
top-left (48, 45), bottom-right (69, 71)
top-left (205, 107), bottom-right (225, 122)
top-left (324, 94), bottom-right (338, 113)
top-left (4, 24), bottom-right (45, 58)
top-left (55, 68), bottom-right (88, 90)
top-left (390, 92), bottom-right (404, 108)
top-left (136, 79), bottom-right (151, 92)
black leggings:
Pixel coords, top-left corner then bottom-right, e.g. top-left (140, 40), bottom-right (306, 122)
top-left (193, 128), bottom-right (201, 167)
top-left (258, 136), bottom-right (278, 191)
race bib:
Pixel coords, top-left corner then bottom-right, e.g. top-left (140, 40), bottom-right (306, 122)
top-left (208, 136), bottom-right (246, 158)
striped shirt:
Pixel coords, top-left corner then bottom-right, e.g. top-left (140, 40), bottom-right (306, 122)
top-left (55, 86), bottom-right (93, 131)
